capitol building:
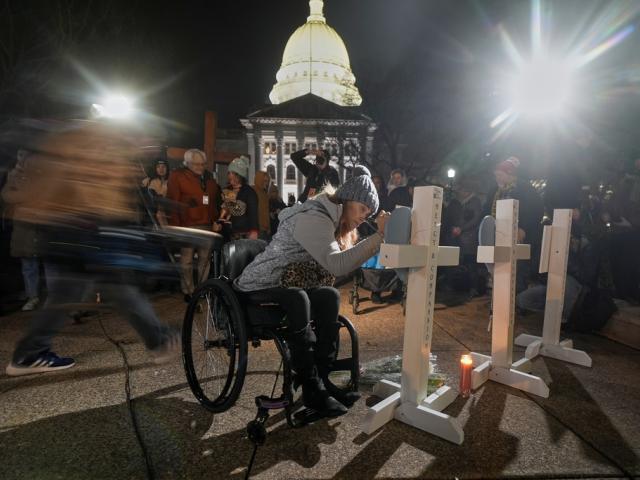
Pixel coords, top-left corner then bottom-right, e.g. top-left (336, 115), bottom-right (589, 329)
top-left (241, 0), bottom-right (377, 200)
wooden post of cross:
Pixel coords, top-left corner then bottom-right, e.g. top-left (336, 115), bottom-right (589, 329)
top-left (362, 186), bottom-right (464, 444)
top-left (514, 209), bottom-right (592, 366)
top-left (470, 199), bottom-right (550, 398)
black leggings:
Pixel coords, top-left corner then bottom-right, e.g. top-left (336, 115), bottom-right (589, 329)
top-left (242, 286), bottom-right (341, 370)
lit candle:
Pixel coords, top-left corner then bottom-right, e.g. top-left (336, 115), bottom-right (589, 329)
top-left (460, 354), bottom-right (473, 398)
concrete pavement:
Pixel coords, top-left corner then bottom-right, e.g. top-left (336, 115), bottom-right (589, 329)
top-left (1, 287), bottom-right (639, 479)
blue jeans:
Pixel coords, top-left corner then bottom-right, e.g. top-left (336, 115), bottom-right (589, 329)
top-left (21, 257), bottom-right (40, 298)
top-left (13, 261), bottom-right (172, 363)
top-left (516, 274), bottom-right (583, 320)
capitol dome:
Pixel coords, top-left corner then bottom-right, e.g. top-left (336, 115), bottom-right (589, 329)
top-left (269, 0), bottom-right (362, 107)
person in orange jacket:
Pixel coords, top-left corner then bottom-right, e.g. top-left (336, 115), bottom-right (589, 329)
top-left (166, 149), bottom-right (222, 302)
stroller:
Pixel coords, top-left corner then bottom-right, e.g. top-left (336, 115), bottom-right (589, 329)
top-left (348, 253), bottom-right (404, 314)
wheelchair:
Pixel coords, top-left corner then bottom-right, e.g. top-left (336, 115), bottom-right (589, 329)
top-left (181, 239), bottom-right (360, 436)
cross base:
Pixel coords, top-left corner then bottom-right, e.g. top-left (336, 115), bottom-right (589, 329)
top-left (363, 380), bottom-right (464, 444)
top-left (469, 352), bottom-right (550, 398)
top-left (514, 334), bottom-right (592, 367)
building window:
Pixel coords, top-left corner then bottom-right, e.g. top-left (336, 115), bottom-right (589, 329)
top-left (304, 142), bottom-right (317, 151)
top-left (286, 165), bottom-right (296, 183)
top-left (325, 142), bottom-right (338, 157)
top-left (264, 142), bottom-right (276, 155)
top-left (284, 142), bottom-right (297, 155)
top-left (267, 164), bottom-right (276, 180)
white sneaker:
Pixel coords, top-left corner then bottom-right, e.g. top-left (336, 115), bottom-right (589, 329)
top-left (21, 297), bottom-right (40, 311)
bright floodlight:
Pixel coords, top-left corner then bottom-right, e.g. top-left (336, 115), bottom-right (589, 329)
top-left (447, 168), bottom-right (456, 179)
top-left (92, 94), bottom-right (134, 119)
top-left (508, 58), bottom-right (574, 118)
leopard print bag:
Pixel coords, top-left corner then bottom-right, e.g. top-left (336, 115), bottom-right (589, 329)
top-left (279, 260), bottom-right (335, 289)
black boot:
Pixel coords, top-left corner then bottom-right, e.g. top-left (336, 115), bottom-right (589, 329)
top-left (317, 368), bottom-right (361, 407)
top-left (301, 370), bottom-right (348, 417)
top-left (288, 326), bottom-right (347, 418)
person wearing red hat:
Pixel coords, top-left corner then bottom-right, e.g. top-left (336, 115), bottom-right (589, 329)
top-left (484, 156), bottom-right (544, 293)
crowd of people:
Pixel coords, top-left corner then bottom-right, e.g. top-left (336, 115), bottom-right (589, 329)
top-left (1, 122), bottom-right (639, 418)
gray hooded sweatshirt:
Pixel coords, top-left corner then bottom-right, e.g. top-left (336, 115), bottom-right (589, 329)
top-left (235, 193), bottom-right (383, 292)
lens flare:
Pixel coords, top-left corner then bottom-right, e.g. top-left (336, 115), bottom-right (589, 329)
top-left (508, 57), bottom-right (574, 118)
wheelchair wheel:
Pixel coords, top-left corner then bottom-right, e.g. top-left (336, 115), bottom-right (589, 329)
top-left (182, 278), bottom-right (248, 413)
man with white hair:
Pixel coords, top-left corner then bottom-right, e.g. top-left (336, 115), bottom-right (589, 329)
top-left (166, 149), bottom-right (222, 302)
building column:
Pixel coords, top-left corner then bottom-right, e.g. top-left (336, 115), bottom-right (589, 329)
top-left (365, 125), bottom-right (375, 167)
top-left (316, 130), bottom-right (326, 152)
top-left (255, 129), bottom-right (263, 171)
top-left (276, 131), bottom-right (284, 195)
top-left (246, 130), bottom-right (256, 184)
top-left (337, 131), bottom-right (345, 183)
top-left (296, 130), bottom-right (305, 196)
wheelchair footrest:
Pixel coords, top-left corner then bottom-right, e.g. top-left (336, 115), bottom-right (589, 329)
top-left (293, 407), bottom-right (326, 426)
top-left (255, 395), bottom-right (289, 410)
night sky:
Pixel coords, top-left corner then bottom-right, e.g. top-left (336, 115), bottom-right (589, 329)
top-left (1, 0), bottom-right (639, 170)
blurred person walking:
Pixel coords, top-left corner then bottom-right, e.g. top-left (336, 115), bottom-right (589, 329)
top-left (1, 149), bottom-right (42, 311)
top-left (5, 123), bottom-right (179, 376)
top-left (166, 148), bottom-right (222, 302)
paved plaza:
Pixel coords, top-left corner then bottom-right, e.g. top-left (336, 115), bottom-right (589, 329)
top-left (1, 286), bottom-right (638, 479)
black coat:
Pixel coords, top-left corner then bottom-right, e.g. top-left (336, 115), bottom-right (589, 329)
top-left (227, 184), bottom-right (259, 236)
top-left (291, 149), bottom-right (340, 203)
top-left (484, 180), bottom-right (544, 245)
top-left (385, 186), bottom-right (412, 212)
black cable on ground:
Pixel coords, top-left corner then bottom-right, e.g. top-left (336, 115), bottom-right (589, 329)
top-left (433, 319), bottom-right (634, 479)
top-left (245, 444), bottom-right (259, 480)
top-left (98, 315), bottom-right (155, 480)
top-left (244, 361), bottom-right (283, 480)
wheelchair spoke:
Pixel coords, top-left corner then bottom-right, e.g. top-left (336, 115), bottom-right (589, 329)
top-left (183, 280), bottom-right (247, 413)
top-left (188, 289), bottom-right (239, 405)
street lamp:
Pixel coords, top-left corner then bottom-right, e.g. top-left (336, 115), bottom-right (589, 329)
top-left (506, 57), bottom-right (574, 119)
top-left (91, 94), bottom-right (135, 120)
top-left (447, 168), bottom-right (456, 179)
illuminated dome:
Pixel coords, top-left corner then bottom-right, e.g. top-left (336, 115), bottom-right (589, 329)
top-left (269, 0), bottom-right (362, 107)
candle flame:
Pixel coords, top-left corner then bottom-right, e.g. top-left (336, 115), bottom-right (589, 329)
top-left (461, 354), bottom-right (473, 366)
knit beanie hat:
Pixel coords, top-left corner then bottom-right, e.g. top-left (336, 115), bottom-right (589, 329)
top-left (495, 156), bottom-right (520, 176)
top-left (229, 156), bottom-right (250, 179)
top-left (352, 164), bottom-right (371, 177)
top-left (336, 170), bottom-right (379, 213)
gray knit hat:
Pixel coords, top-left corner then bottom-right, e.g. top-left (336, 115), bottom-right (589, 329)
top-left (352, 164), bottom-right (371, 177)
top-left (228, 155), bottom-right (250, 179)
top-left (336, 171), bottom-right (379, 213)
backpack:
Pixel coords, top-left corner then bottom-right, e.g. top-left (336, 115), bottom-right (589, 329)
top-left (568, 286), bottom-right (617, 332)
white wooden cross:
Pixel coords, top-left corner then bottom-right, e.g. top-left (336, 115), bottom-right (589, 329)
top-left (514, 209), bottom-right (592, 366)
top-left (470, 199), bottom-right (550, 398)
top-left (362, 186), bottom-right (464, 445)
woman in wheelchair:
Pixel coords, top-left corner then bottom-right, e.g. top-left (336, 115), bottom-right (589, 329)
top-left (234, 169), bottom-right (389, 419)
